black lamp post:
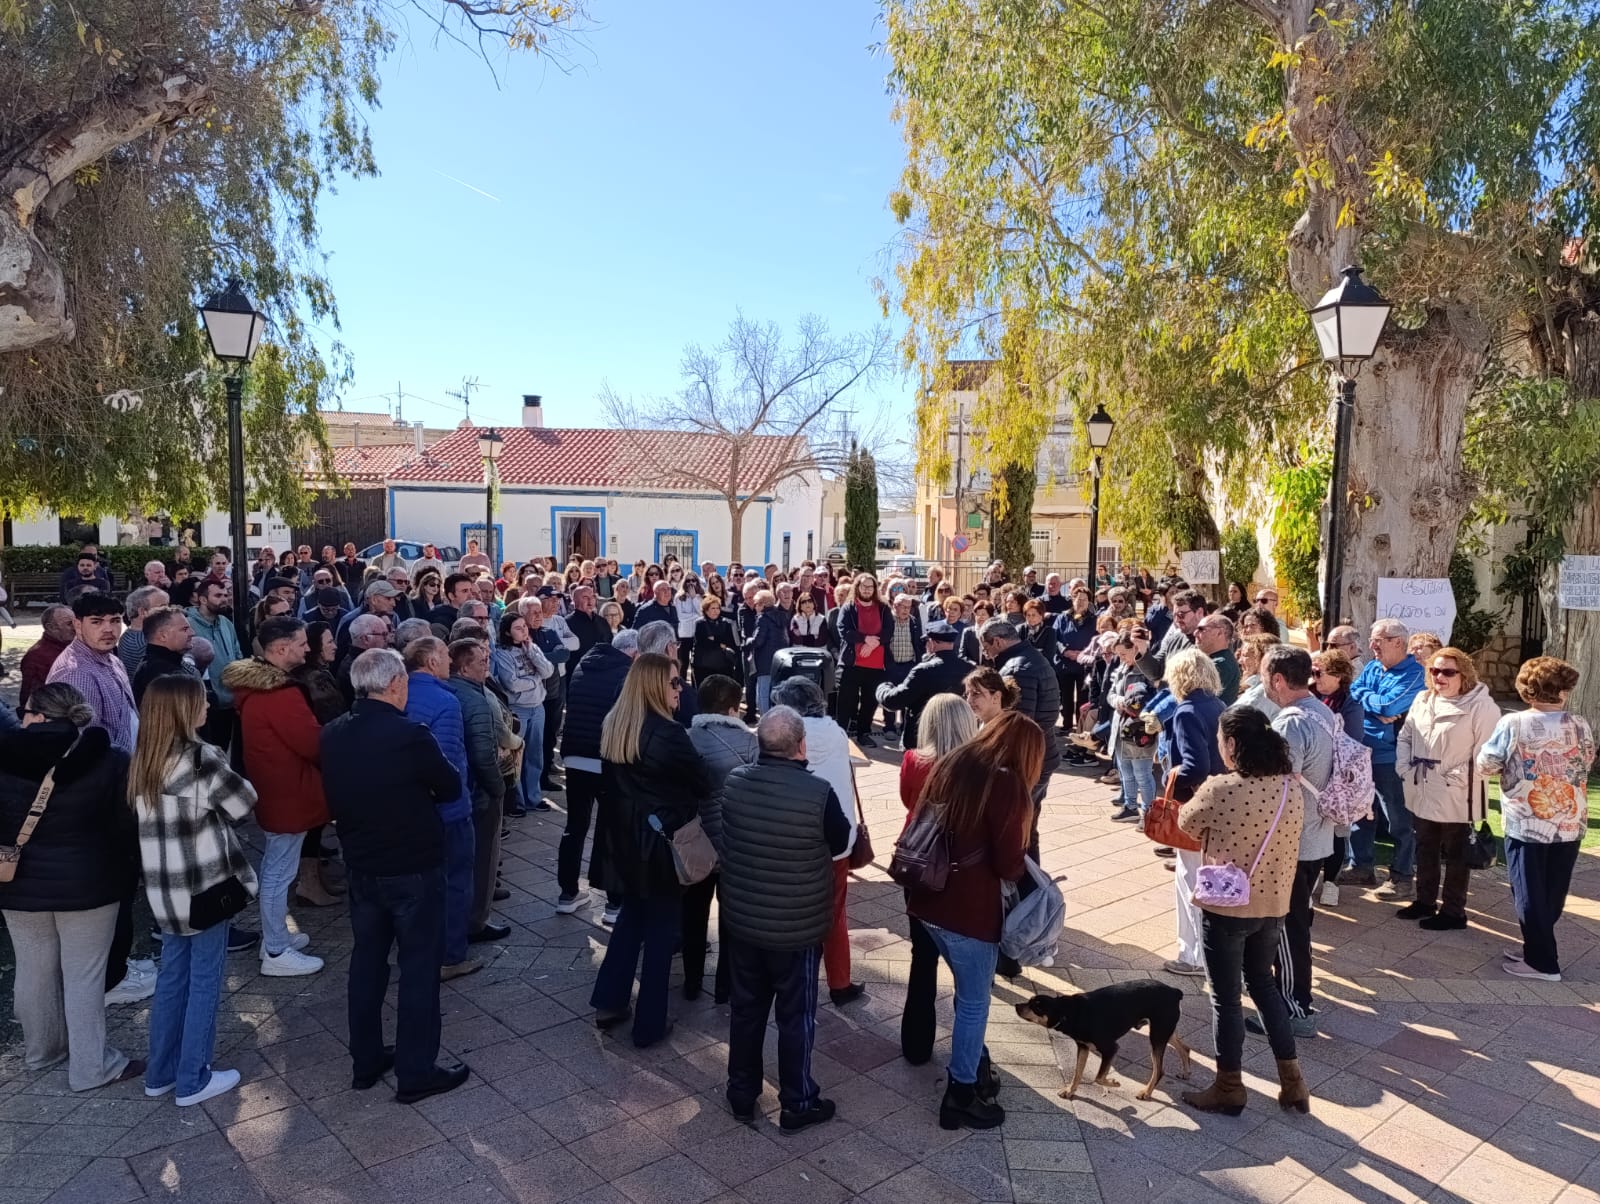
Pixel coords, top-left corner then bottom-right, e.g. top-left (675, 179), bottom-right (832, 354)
top-left (478, 428), bottom-right (503, 565)
top-left (1308, 265), bottom-right (1392, 629)
top-left (1084, 403), bottom-right (1115, 579)
top-left (197, 279), bottom-right (267, 633)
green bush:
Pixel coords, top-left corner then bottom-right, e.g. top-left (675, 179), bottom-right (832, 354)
top-left (1447, 548), bottom-right (1501, 654)
top-left (1220, 525), bottom-right (1260, 591)
top-left (0, 544), bottom-right (185, 582)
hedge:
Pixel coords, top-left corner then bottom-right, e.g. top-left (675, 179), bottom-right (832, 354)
top-left (0, 544), bottom-right (193, 580)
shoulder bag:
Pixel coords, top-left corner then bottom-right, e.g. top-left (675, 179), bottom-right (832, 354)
top-left (847, 763), bottom-right (875, 870)
top-left (1192, 778), bottom-right (1290, 909)
top-left (1143, 768), bottom-right (1203, 853)
top-left (648, 812), bottom-right (719, 885)
top-left (185, 746), bottom-right (253, 931)
top-left (1463, 759), bottom-right (1498, 871)
top-left (0, 739), bottom-right (78, 883)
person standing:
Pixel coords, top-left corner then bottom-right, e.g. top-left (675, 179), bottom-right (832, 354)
top-left (537, 591), bottom-right (579, 792)
top-left (1478, 657), bottom-right (1596, 981)
top-left (979, 619), bottom-right (1061, 857)
top-left (1161, 649), bottom-right (1227, 978)
top-left (874, 620), bottom-right (972, 749)
top-left (1194, 614), bottom-right (1241, 705)
top-left (321, 648), bottom-right (471, 1102)
top-left (590, 654), bottom-right (711, 1048)
top-left (0, 684), bottom-right (143, 1092)
top-left (118, 586), bottom-right (169, 679)
top-left (1342, 620), bottom-right (1426, 895)
top-left (443, 640), bottom-right (510, 945)
top-left (718, 706), bottom-right (851, 1131)
top-left (185, 575), bottom-right (245, 741)
top-left (130, 675), bottom-right (258, 1106)
top-left (692, 595), bottom-right (743, 683)
top-left (1106, 631), bottom-right (1159, 823)
top-left (45, 594), bottom-right (139, 756)
top-left (492, 613), bottom-right (553, 816)
top-left (132, 608), bottom-right (198, 704)
top-left (221, 617), bottom-right (328, 976)
top-left (747, 590), bottom-right (788, 714)
top-left (836, 572), bottom-right (893, 745)
top-left (1395, 647), bottom-right (1502, 931)
top-left (879, 594), bottom-right (926, 744)
top-left (20, 605), bottom-right (77, 712)
top-left (1177, 707), bottom-right (1307, 1117)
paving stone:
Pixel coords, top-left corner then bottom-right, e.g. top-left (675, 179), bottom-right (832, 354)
top-left (37, 1156), bottom-right (145, 1204)
top-left (739, 1158), bottom-right (850, 1204)
top-left (568, 1118), bottom-right (675, 1179)
top-left (611, 1153), bottom-right (725, 1204)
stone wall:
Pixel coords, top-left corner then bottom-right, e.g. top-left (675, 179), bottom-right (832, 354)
top-left (1473, 632), bottom-right (1524, 697)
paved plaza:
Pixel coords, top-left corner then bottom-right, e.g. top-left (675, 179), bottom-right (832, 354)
top-left (1, 665), bottom-right (1598, 1202)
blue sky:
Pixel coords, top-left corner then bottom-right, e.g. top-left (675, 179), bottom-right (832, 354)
top-left (313, 1), bottom-right (914, 439)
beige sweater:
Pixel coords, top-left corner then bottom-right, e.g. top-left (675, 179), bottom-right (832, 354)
top-left (1177, 772), bottom-right (1303, 919)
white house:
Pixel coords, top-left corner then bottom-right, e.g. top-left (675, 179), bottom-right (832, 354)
top-left (383, 398), bottom-right (828, 570)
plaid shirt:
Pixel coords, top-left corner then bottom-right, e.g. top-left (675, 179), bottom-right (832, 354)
top-left (45, 639), bottom-right (137, 754)
top-left (136, 741), bottom-right (259, 935)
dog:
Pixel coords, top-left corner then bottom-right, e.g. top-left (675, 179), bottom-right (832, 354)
top-left (1016, 981), bottom-right (1192, 1101)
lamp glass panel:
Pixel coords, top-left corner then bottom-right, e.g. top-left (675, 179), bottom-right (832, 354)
top-left (1339, 305), bottom-right (1391, 359)
top-left (202, 309), bottom-right (258, 360)
top-left (1310, 306), bottom-right (1342, 362)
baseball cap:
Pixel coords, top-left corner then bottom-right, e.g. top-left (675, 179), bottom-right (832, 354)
top-left (365, 580), bottom-right (401, 599)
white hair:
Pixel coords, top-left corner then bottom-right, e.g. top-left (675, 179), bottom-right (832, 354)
top-left (611, 628), bottom-right (640, 655)
top-left (125, 585), bottom-right (167, 620)
top-left (350, 647), bottom-right (407, 696)
top-left (1371, 618), bottom-right (1409, 641)
top-left (637, 621), bottom-right (677, 656)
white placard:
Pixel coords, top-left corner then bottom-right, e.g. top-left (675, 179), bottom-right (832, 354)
top-left (1376, 578), bottom-right (1456, 643)
top-left (1179, 550), bottom-right (1220, 584)
top-left (1558, 555), bottom-right (1600, 611)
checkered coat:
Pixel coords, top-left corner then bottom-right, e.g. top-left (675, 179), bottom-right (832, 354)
top-left (136, 741), bottom-right (259, 936)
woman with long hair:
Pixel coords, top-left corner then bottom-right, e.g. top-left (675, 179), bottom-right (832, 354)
top-left (0, 683), bottom-right (143, 1091)
top-left (898, 694), bottom-right (979, 1064)
top-left (590, 654), bottom-right (711, 1047)
top-left (131, 675), bottom-right (261, 1107)
top-left (493, 612), bottom-right (555, 815)
top-left (906, 710), bottom-right (1042, 1130)
top-left (413, 570), bottom-right (443, 615)
top-left (292, 621), bottom-right (346, 905)
top-left (1177, 707), bottom-right (1306, 1116)
top-left (1478, 657), bottom-right (1596, 981)
top-left (837, 573), bottom-right (893, 744)
top-left (675, 575), bottom-right (704, 677)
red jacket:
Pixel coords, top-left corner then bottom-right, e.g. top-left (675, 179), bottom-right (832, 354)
top-left (19, 634), bottom-right (70, 710)
top-left (221, 658), bottom-right (327, 833)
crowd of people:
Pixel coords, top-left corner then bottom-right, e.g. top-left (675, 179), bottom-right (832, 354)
top-left (0, 542), bottom-right (1592, 1135)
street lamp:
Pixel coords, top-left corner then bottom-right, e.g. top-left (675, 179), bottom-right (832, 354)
top-left (1308, 264), bottom-right (1392, 629)
top-left (197, 279), bottom-right (267, 631)
top-left (1084, 403), bottom-right (1115, 580)
top-left (478, 427), bottom-right (503, 566)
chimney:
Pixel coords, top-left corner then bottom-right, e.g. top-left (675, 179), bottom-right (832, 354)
top-left (412, 420), bottom-right (424, 453)
top-left (522, 394), bottom-right (544, 429)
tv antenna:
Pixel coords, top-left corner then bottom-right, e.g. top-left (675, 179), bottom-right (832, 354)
top-left (445, 376), bottom-right (485, 420)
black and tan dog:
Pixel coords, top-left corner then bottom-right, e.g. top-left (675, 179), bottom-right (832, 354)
top-left (1016, 982), bottom-right (1192, 1101)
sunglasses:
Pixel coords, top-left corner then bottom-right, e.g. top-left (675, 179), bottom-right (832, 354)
top-left (1430, 667), bottom-right (1460, 679)
top-left (669, 677), bottom-right (684, 689)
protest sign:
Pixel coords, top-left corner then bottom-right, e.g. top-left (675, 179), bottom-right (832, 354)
top-left (1375, 578), bottom-right (1456, 643)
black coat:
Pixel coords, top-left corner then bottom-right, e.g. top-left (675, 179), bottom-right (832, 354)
top-left (133, 644), bottom-right (199, 704)
top-left (995, 641), bottom-right (1063, 777)
top-left (601, 712), bottom-right (712, 899)
top-left (693, 616), bottom-right (742, 681)
top-left (875, 649), bottom-right (974, 747)
top-left (559, 642), bottom-right (633, 762)
top-left (567, 609), bottom-right (610, 657)
top-left (0, 724), bottom-right (135, 912)
top-left (836, 600), bottom-right (894, 669)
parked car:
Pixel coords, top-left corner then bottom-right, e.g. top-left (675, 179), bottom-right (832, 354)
top-left (356, 540), bottom-right (462, 571)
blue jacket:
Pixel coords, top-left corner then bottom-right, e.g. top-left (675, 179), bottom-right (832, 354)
top-left (1170, 689), bottom-right (1226, 801)
top-left (560, 642), bottom-right (633, 762)
top-left (1349, 654), bottom-right (1426, 765)
top-left (403, 672), bottom-right (471, 822)
top-left (533, 625), bottom-right (569, 701)
top-left (748, 608), bottom-right (790, 675)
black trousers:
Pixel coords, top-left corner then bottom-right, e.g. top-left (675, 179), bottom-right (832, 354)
top-left (725, 938), bottom-right (822, 1113)
top-left (1057, 663), bottom-right (1085, 727)
top-left (1202, 912), bottom-right (1295, 1073)
top-left (1415, 817), bottom-right (1470, 917)
top-left (556, 768), bottom-right (617, 900)
top-left (1271, 860), bottom-right (1321, 1018)
top-left (1507, 837), bottom-right (1581, 974)
top-left (1321, 835), bottom-right (1346, 884)
top-left (105, 891), bottom-right (134, 991)
top-left (542, 690), bottom-right (564, 780)
top-left (837, 664), bottom-right (885, 734)
top-left (901, 913), bottom-right (940, 1064)
top-left (469, 802), bottom-right (502, 933)
top-left (680, 873), bottom-right (731, 1001)
top-left (347, 868), bottom-right (445, 1090)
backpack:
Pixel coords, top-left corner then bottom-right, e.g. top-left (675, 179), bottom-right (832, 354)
top-left (1000, 858), bottom-right (1067, 966)
top-left (1300, 705), bottom-right (1376, 826)
top-left (889, 806), bottom-right (983, 892)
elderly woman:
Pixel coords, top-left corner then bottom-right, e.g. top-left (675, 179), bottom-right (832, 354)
top-left (1231, 633), bottom-right (1285, 719)
top-left (772, 677), bottom-right (865, 1006)
top-left (1162, 649), bottom-right (1228, 978)
top-left (1478, 657), bottom-right (1596, 981)
top-left (1394, 647), bottom-right (1502, 930)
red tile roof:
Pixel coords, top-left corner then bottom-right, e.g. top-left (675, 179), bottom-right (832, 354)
top-left (386, 427), bottom-right (810, 494)
top-left (318, 444), bottom-right (428, 485)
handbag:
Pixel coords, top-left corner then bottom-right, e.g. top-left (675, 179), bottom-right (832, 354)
top-left (1463, 760), bottom-right (1498, 871)
top-left (1143, 769), bottom-right (1202, 853)
top-left (189, 875), bottom-right (252, 931)
top-left (1192, 779), bottom-right (1290, 909)
top-left (648, 813), bottom-right (719, 885)
top-left (847, 763), bottom-right (874, 870)
top-left (0, 737), bottom-right (77, 884)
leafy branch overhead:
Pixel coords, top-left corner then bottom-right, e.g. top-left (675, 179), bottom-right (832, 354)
top-left (0, 0), bottom-right (588, 522)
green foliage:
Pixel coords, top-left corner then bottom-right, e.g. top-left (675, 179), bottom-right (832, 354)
top-left (844, 445), bottom-right (879, 572)
top-left (0, 544), bottom-right (182, 580)
top-left (1268, 450), bottom-right (1331, 621)
top-left (1447, 549), bottom-right (1500, 654)
top-left (1220, 525), bottom-right (1260, 592)
top-left (991, 462), bottom-right (1037, 579)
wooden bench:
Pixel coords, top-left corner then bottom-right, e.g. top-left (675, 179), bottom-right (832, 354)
top-left (6, 571), bottom-right (131, 608)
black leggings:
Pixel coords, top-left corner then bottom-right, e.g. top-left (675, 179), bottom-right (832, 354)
top-left (837, 664), bottom-right (885, 734)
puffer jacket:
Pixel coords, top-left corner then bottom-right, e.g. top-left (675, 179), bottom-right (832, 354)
top-left (444, 676), bottom-right (507, 814)
top-left (994, 640), bottom-right (1062, 778)
top-left (403, 671), bottom-right (471, 822)
top-left (1397, 682), bottom-right (1503, 824)
top-left (492, 640), bottom-right (553, 709)
top-left (748, 607), bottom-right (789, 675)
top-left (221, 657), bottom-right (328, 833)
top-left (687, 713), bottom-right (758, 851)
top-left (0, 724), bottom-right (135, 913)
top-left (602, 711), bottom-right (712, 899)
top-left (559, 642), bottom-right (633, 762)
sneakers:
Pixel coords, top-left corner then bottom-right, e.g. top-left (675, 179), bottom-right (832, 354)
top-left (1111, 807), bottom-right (1141, 823)
top-left (176, 1068), bottom-right (241, 1107)
top-left (1163, 959), bottom-right (1206, 977)
top-left (555, 891), bottom-right (587, 915)
top-left (105, 963), bottom-right (157, 1006)
top-left (1378, 878), bottom-right (1416, 901)
top-left (602, 905), bottom-right (621, 927)
top-left (779, 1097), bottom-right (837, 1133)
top-left (1319, 882), bottom-right (1340, 907)
top-left (260, 947), bottom-right (324, 977)
top-left (1503, 957), bottom-right (1561, 982)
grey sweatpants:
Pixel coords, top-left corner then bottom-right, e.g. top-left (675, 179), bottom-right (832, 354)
top-left (3, 903), bottom-right (130, 1090)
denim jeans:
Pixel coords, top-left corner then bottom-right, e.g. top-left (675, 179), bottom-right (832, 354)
top-left (511, 704), bottom-right (545, 809)
top-left (146, 921), bottom-right (230, 1098)
top-left (259, 830), bottom-right (304, 956)
top-left (1348, 762), bottom-right (1414, 879)
top-left (441, 817), bottom-right (476, 965)
top-left (1117, 752), bottom-right (1158, 813)
top-left (347, 868), bottom-right (445, 1091)
top-left (922, 922), bottom-right (997, 1086)
top-left (590, 895), bottom-right (680, 1047)
top-left (756, 675), bottom-right (773, 714)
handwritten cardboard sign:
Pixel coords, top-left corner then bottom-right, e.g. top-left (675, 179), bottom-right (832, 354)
top-left (1558, 555), bottom-right (1600, 611)
top-left (1375, 578), bottom-right (1456, 643)
top-left (1179, 550), bottom-right (1220, 585)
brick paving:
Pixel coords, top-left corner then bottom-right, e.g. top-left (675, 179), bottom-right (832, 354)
top-left (2, 718), bottom-right (1600, 1203)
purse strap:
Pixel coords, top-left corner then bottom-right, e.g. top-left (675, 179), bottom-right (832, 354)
top-left (1245, 778), bottom-right (1292, 877)
top-left (11, 735), bottom-right (81, 852)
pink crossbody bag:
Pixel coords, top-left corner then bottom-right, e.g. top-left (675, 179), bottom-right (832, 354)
top-left (1192, 778), bottom-right (1290, 909)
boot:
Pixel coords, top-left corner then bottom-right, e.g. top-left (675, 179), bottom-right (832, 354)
top-left (1181, 1069), bottom-right (1247, 1116)
top-left (294, 857), bottom-right (340, 907)
top-left (976, 1052), bottom-right (1001, 1105)
top-left (939, 1079), bottom-right (1005, 1131)
top-left (1275, 1058), bottom-right (1311, 1114)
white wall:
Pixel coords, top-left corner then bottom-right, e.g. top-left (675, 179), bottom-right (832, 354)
top-left (388, 478), bottom-right (826, 570)
top-left (3, 507), bottom-right (290, 555)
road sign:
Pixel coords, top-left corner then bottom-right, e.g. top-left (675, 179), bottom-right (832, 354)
top-left (952, 535), bottom-right (970, 554)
